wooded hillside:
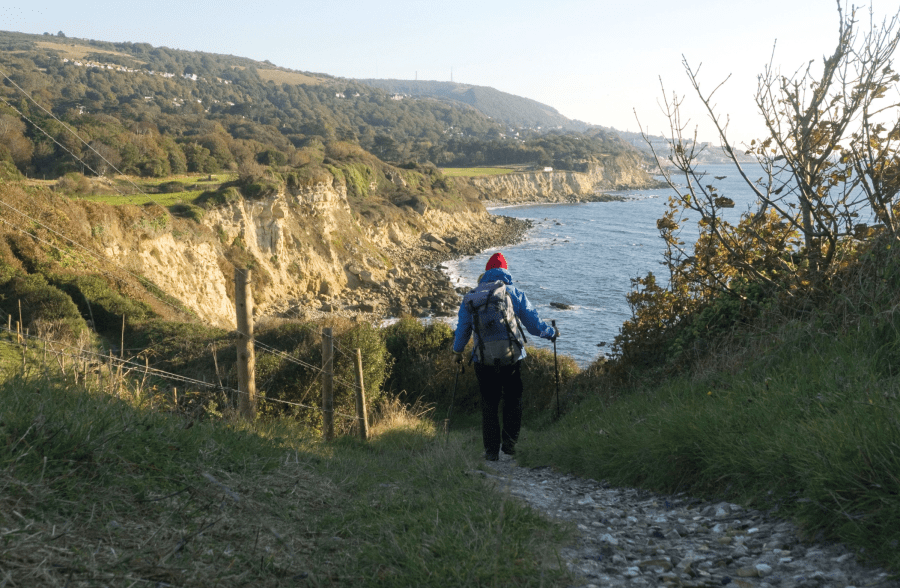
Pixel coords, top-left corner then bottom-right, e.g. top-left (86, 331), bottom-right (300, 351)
top-left (0, 30), bottom-right (641, 179)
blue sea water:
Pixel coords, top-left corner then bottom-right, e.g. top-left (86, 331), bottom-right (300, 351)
top-left (444, 164), bottom-right (763, 368)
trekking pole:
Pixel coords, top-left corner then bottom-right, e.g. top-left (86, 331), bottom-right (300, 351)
top-left (445, 361), bottom-right (463, 443)
top-left (552, 320), bottom-right (560, 419)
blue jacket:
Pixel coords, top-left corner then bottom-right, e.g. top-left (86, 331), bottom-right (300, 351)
top-left (453, 267), bottom-right (556, 362)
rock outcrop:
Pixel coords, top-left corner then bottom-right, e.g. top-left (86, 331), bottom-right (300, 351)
top-left (456, 153), bottom-right (664, 205)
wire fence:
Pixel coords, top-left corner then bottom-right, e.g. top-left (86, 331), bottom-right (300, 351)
top-left (0, 325), bottom-right (360, 421)
top-left (0, 196), bottom-right (367, 399)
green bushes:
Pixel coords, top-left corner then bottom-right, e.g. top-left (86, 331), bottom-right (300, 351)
top-left (0, 269), bottom-right (86, 340)
top-left (156, 180), bottom-right (185, 193)
top-left (519, 346), bottom-right (578, 421)
top-left (284, 165), bottom-right (332, 189)
top-left (253, 320), bottom-right (391, 427)
top-left (53, 172), bottom-right (92, 195)
top-left (240, 178), bottom-right (281, 199)
top-left (49, 273), bottom-right (154, 337)
top-left (169, 202), bottom-right (205, 222)
top-left (195, 185), bottom-right (242, 208)
top-left (383, 317), bottom-right (467, 409)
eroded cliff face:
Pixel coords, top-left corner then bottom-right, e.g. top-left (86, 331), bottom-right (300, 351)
top-left (99, 176), bottom-right (493, 328)
top-left (458, 153), bottom-right (662, 204)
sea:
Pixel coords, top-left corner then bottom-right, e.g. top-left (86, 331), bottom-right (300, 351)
top-left (443, 164), bottom-right (764, 368)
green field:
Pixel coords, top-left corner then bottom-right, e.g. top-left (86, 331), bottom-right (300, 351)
top-left (62, 173), bottom-right (236, 209)
top-left (74, 190), bottom-right (205, 208)
top-left (439, 167), bottom-right (516, 177)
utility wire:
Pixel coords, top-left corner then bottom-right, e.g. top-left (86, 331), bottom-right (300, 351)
top-left (0, 214), bottom-right (192, 321)
top-left (0, 75), bottom-right (367, 400)
top-left (0, 66), bottom-right (172, 217)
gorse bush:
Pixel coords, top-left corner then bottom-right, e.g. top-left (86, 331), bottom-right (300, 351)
top-left (50, 273), bottom-right (155, 336)
top-left (0, 268), bottom-right (86, 341)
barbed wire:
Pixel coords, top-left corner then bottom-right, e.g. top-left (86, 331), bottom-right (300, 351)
top-left (0, 327), bottom-right (359, 420)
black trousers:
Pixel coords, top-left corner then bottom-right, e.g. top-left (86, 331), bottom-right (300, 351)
top-left (474, 360), bottom-right (523, 454)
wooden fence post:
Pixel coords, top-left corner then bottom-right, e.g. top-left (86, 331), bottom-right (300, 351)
top-left (353, 348), bottom-right (369, 441)
top-left (322, 327), bottom-right (334, 441)
top-left (235, 268), bottom-right (257, 420)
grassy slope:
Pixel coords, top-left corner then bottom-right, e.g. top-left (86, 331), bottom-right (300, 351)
top-left (517, 244), bottom-right (900, 573)
top-left (0, 331), bottom-right (572, 587)
top-left (439, 167), bottom-right (516, 177)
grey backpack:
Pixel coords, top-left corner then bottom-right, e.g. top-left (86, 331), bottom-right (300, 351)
top-left (463, 280), bottom-right (527, 366)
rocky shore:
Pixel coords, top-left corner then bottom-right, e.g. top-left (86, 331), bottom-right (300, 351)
top-left (275, 213), bottom-right (532, 322)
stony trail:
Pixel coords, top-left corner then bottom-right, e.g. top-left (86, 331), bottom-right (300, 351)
top-left (476, 454), bottom-right (898, 588)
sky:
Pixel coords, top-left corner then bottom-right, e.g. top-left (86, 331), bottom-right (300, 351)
top-left (1, 1), bottom-right (892, 144)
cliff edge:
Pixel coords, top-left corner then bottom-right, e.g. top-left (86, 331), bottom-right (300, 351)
top-left (454, 153), bottom-right (664, 204)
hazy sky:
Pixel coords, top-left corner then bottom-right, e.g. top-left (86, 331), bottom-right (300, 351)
top-left (1, 1), bottom-right (892, 144)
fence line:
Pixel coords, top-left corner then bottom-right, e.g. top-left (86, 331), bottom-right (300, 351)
top-left (252, 333), bottom-right (364, 394)
top-left (0, 327), bottom-right (359, 420)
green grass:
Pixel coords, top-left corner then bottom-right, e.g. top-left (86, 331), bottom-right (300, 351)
top-left (439, 167), bottom-right (516, 178)
top-left (518, 315), bottom-right (900, 572)
top-left (131, 173), bottom-right (235, 187)
top-left (0, 337), bottom-right (573, 587)
top-left (74, 190), bottom-right (206, 208)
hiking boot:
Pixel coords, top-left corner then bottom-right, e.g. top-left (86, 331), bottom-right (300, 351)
top-left (484, 451), bottom-right (499, 461)
top-left (501, 443), bottom-right (516, 456)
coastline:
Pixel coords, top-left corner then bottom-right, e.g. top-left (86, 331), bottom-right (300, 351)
top-left (277, 211), bottom-right (533, 323)
top-left (481, 192), bottom-right (629, 211)
top-left (285, 193), bottom-right (640, 325)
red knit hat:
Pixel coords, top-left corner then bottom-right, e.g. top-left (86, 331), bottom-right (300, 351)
top-left (485, 252), bottom-right (507, 271)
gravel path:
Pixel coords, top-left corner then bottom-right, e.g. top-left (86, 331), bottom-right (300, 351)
top-left (476, 454), bottom-right (899, 588)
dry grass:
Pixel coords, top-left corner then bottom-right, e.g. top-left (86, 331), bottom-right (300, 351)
top-left (33, 41), bottom-right (145, 65)
top-left (0, 460), bottom-right (338, 587)
top-left (256, 68), bottom-right (324, 86)
top-left (368, 392), bottom-right (436, 437)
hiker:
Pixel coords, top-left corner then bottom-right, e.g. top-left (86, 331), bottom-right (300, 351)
top-left (452, 252), bottom-right (558, 461)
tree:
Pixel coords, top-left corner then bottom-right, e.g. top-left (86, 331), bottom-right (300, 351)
top-left (373, 134), bottom-right (399, 161)
top-left (84, 140), bottom-right (121, 176)
top-left (638, 2), bottom-right (900, 303)
top-left (617, 3), bottom-right (900, 367)
top-left (0, 113), bottom-right (33, 168)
